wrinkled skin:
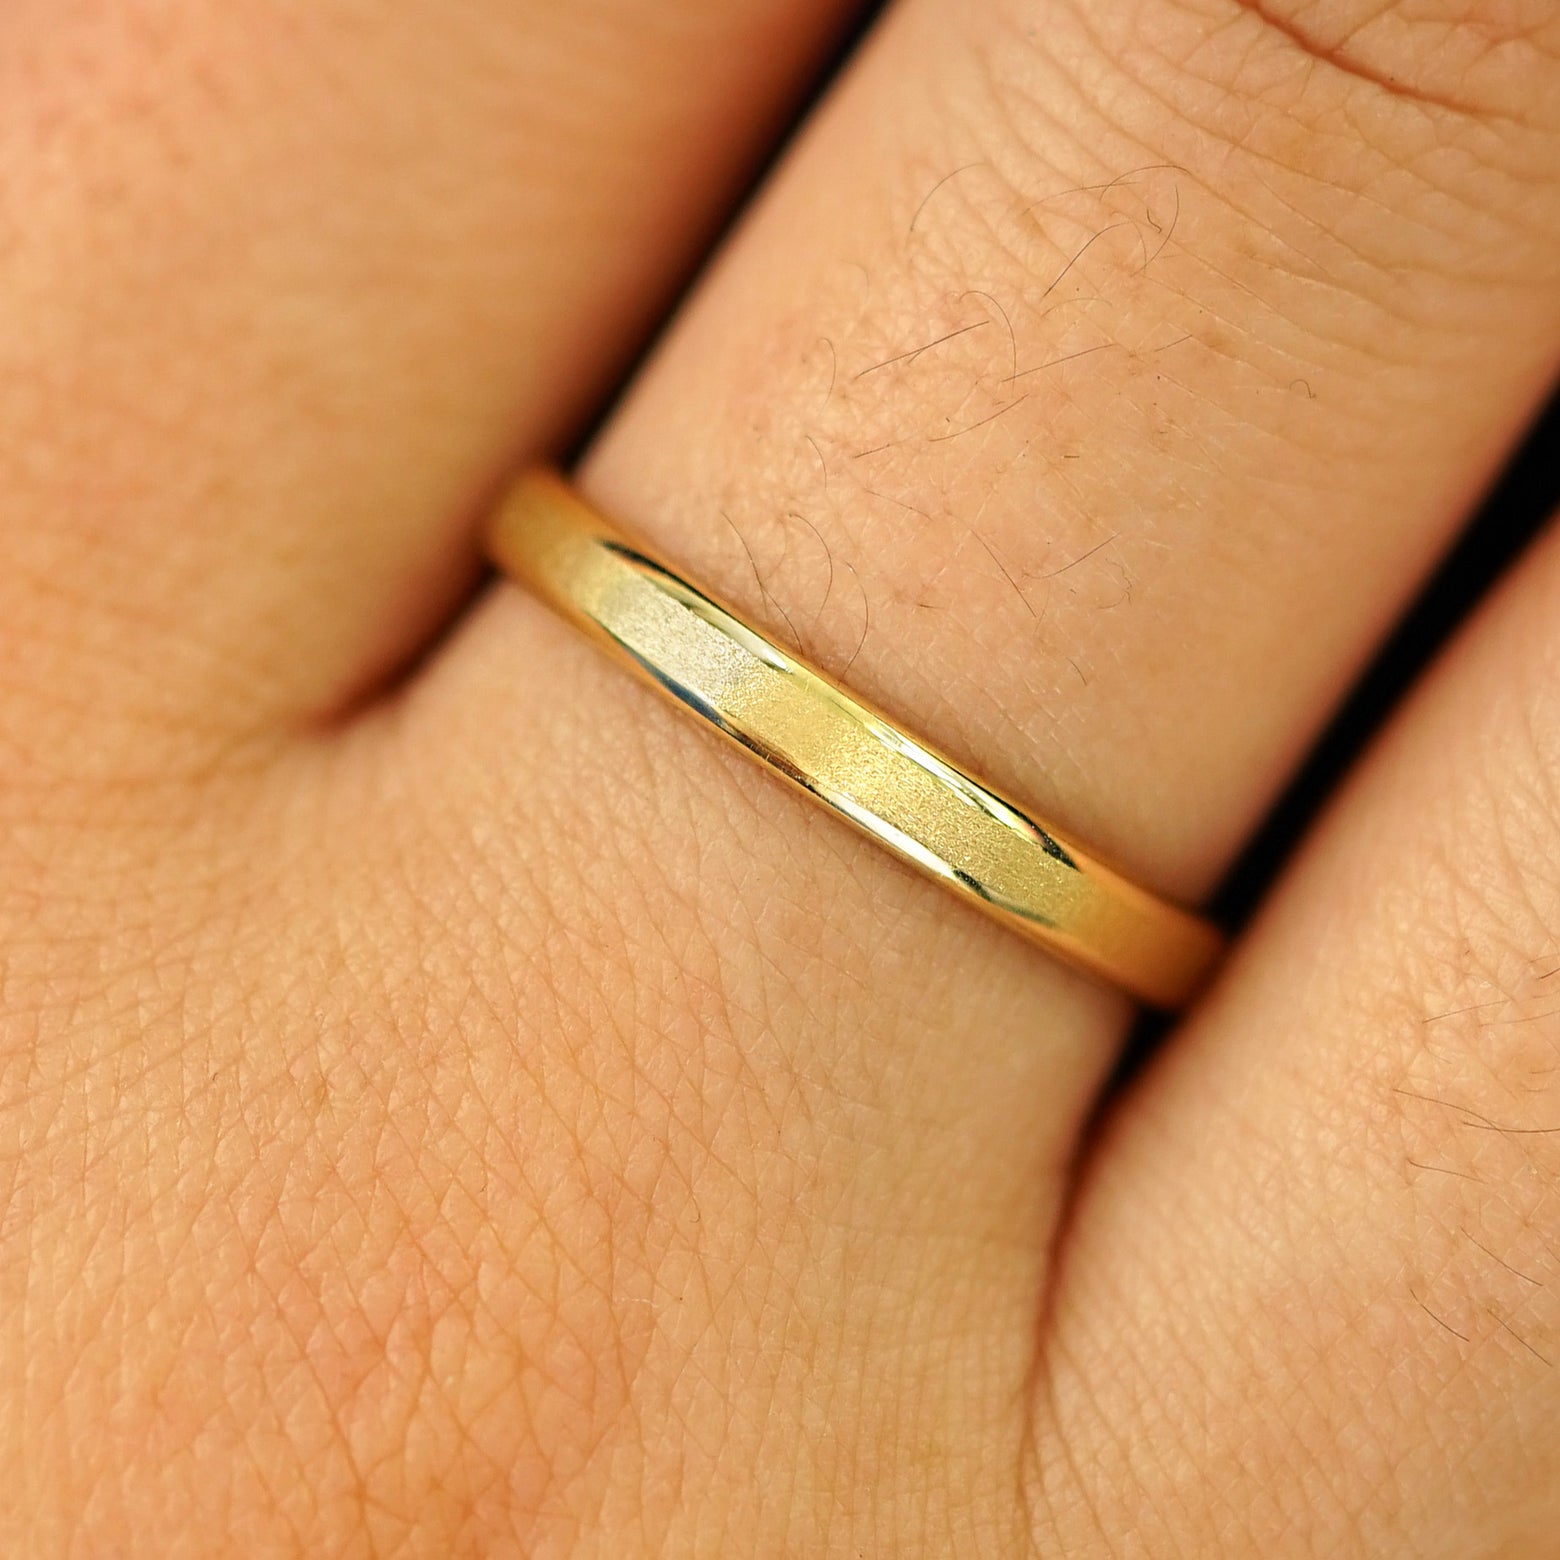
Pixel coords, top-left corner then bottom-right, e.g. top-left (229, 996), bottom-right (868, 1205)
top-left (2, 0), bottom-right (1560, 1554)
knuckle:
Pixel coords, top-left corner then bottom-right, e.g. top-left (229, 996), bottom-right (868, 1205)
top-left (1025, 0), bottom-right (1560, 129)
top-left (971, 0), bottom-right (1560, 288)
top-left (1195, 0), bottom-right (1560, 122)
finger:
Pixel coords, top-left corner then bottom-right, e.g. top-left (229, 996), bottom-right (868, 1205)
top-left (1040, 519), bottom-right (1560, 1554)
top-left (568, 0), bottom-right (1560, 892)
top-left (443, 0), bottom-right (1560, 1185)
top-left (0, 0), bottom-right (856, 772)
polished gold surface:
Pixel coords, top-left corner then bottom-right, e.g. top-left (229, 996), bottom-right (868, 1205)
top-left (488, 469), bottom-right (1224, 1008)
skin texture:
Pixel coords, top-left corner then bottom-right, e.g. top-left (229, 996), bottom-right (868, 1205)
top-left (1, 0), bottom-right (1559, 1554)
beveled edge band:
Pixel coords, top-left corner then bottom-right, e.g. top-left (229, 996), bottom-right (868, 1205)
top-left (486, 468), bottom-right (1224, 1008)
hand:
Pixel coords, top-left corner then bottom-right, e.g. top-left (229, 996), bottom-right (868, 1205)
top-left (3, 0), bottom-right (1558, 1552)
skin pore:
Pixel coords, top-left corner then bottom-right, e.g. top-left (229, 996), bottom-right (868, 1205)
top-left (2, 0), bottom-right (1559, 1553)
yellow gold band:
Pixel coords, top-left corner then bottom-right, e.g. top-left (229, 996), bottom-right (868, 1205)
top-left (487, 469), bottom-right (1223, 1008)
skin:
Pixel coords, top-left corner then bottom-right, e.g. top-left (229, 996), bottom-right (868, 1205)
top-left (1, 0), bottom-right (1559, 1552)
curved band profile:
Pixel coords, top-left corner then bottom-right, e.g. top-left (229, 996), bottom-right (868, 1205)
top-left (487, 469), bottom-right (1223, 1008)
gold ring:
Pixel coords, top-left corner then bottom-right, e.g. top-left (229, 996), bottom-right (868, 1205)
top-left (487, 469), bottom-right (1223, 1008)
